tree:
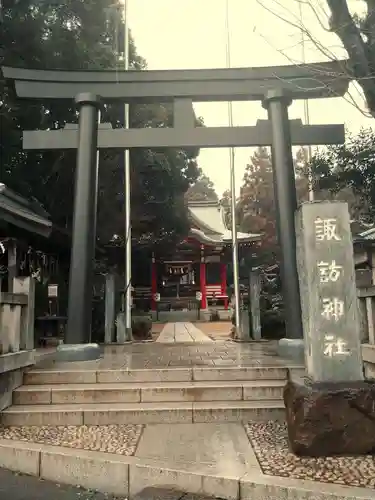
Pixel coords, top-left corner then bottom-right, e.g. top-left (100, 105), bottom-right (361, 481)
top-left (0, 0), bottom-right (200, 260)
top-left (325, 0), bottom-right (375, 117)
top-left (257, 0), bottom-right (375, 118)
top-left (186, 170), bottom-right (218, 202)
top-left (310, 128), bottom-right (374, 221)
top-left (236, 139), bottom-right (369, 268)
top-left (237, 148), bottom-right (279, 263)
top-left (220, 189), bottom-right (232, 228)
top-left (237, 146), bottom-right (312, 265)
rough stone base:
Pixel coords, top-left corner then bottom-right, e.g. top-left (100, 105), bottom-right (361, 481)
top-left (284, 376), bottom-right (375, 456)
top-left (277, 338), bottom-right (304, 361)
top-left (55, 343), bottom-right (101, 362)
top-left (116, 312), bottom-right (133, 343)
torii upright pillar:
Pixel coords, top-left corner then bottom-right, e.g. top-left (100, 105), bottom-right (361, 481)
top-left (61, 93), bottom-right (101, 361)
top-left (263, 89), bottom-right (304, 358)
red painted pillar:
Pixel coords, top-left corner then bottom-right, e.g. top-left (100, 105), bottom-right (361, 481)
top-left (200, 261), bottom-right (207, 310)
top-left (200, 246), bottom-right (207, 310)
top-left (151, 255), bottom-right (157, 311)
top-left (220, 262), bottom-right (228, 309)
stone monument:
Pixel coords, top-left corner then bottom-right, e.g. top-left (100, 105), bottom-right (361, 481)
top-left (284, 201), bottom-right (375, 456)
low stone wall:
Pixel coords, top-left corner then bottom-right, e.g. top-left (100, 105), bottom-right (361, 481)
top-left (362, 344), bottom-right (375, 379)
top-left (0, 351), bottom-right (35, 411)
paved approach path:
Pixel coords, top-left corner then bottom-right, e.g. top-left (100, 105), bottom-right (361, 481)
top-left (156, 322), bottom-right (213, 343)
top-left (0, 470), bottom-right (220, 500)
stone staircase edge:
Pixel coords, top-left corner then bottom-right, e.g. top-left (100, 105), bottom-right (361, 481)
top-left (14, 379), bottom-right (288, 390)
top-left (0, 439), bottom-right (371, 500)
top-left (240, 471), bottom-right (375, 500)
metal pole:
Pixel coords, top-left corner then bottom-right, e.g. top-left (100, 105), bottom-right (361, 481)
top-left (66, 93), bottom-right (100, 344)
top-left (122, 0), bottom-right (133, 342)
top-left (229, 145), bottom-right (242, 337)
top-left (298, 1), bottom-right (314, 202)
top-left (263, 89), bottom-right (303, 340)
top-left (225, 0), bottom-right (243, 339)
top-left (247, 271), bottom-right (254, 340)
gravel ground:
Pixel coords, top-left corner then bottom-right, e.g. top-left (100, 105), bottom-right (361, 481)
top-left (245, 421), bottom-right (375, 489)
top-left (0, 469), bottom-right (125, 500)
top-left (0, 424), bottom-right (143, 455)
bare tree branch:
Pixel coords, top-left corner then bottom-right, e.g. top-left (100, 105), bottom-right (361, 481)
top-left (255, 0), bottom-right (343, 63)
top-left (256, 0), bottom-right (375, 118)
top-left (253, 16), bottom-right (372, 118)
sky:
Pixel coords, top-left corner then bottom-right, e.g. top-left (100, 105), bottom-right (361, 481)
top-left (128, 0), bottom-right (372, 195)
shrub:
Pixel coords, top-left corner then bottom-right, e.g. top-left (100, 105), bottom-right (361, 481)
top-left (131, 314), bottom-right (152, 340)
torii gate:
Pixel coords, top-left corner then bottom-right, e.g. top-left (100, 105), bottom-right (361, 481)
top-left (2, 61), bottom-right (349, 350)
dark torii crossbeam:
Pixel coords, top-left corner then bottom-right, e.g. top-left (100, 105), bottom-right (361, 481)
top-left (2, 60), bottom-right (350, 352)
top-left (2, 60), bottom-right (349, 101)
top-left (23, 118), bottom-right (344, 150)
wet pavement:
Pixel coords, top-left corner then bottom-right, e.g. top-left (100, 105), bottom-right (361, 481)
top-left (0, 470), bottom-right (224, 500)
top-left (0, 469), bottom-right (124, 499)
top-left (156, 322), bottom-right (213, 343)
top-left (36, 340), bottom-right (301, 370)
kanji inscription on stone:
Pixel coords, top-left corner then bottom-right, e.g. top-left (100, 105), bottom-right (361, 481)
top-left (323, 334), bottom-right (350, 357)
top-left (296, 201), bottom-right (363, 382)
top-left (314, 217), bottom-right (341, 241)
top-left (317, 260), bottom-right (343, 283)
top-left (321, 297), bottom-right (344, 322)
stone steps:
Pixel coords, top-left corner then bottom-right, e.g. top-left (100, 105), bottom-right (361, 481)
top-left (0, 400), bottom-right (285, 426)
top-left (13, 380), bottom-right (286, 405)
top-left (2, 364), bottom-right (304, 426)
top-left (23, 365), bottom-right (305, 385)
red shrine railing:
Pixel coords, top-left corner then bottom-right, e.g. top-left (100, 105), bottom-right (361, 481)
top-left (206, 284), bottom-right (229, 309)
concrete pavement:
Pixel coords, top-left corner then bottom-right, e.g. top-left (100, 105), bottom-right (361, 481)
top-left (0, 469), bottom-right (124, 500)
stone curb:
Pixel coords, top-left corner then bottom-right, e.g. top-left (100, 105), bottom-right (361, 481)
top-left (0, 439), bottom-right (372, 500)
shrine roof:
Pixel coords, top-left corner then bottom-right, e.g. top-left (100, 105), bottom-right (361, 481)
top-left (358, 226), bottom-right (375, 241)
top-left (0, 183), bottom-right (52, 238)
top-left (187, 200), bottom-right (261, 245)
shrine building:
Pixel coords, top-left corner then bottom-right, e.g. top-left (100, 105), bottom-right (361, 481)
top-left (133, 200), bottom-right (261, 313)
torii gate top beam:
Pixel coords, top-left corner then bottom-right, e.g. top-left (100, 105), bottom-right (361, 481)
top-left (22, 119), bottom-right (345, 150)
top-left (2, 60), bottom-right (350, 102)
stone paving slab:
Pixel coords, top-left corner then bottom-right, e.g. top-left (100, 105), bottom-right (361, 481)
top-left (156, 323), bottom-right (213, 343)
top-left (135, 423), bottom-right (258, 477)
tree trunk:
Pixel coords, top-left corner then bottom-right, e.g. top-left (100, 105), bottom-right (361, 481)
top-left (326, 0), bottom-right (375, 117)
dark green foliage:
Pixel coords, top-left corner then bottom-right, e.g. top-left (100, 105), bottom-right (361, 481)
top-left (0, 0), bottom-right (200, 263)
top-left (310, 128), bottom-right (374, 221)
top-left (131, 314), bottom-right (152, 340)
top-left (186, 170), bottom-right (218, 202)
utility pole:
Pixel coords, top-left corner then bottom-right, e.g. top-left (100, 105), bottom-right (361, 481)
top-left (121, 0), bottom-right (133, 342)
top-left (225, 0), bottom-right (243, 339)
top-left (298, 1), bottom-right (314, 202)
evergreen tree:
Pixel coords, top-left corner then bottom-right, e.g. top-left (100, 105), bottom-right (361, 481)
top-left (0, 0), bottom-right (200, 257)
top-left (186, 170), bottom-right (218, 202)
